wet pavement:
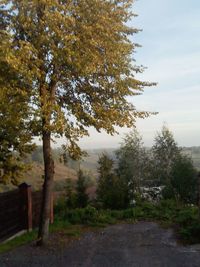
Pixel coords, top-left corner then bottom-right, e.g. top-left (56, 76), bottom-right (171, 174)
top-left (1, 222), bottom-right (200, 267)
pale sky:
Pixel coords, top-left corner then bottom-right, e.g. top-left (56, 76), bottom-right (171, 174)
top-left (57, 0), bottom-right (200, 149)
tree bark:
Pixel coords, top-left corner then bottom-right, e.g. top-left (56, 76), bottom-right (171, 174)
top-left (37, 129), bottom-right (54, 245)
top-left (37, 82), bottom-right (55, 245)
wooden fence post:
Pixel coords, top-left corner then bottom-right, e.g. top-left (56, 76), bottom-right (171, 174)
top-left (19, 183), bottom-right (32, 232)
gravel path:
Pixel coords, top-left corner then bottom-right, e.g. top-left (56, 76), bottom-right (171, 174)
top-left (1, 222), bottom-right (200, 267)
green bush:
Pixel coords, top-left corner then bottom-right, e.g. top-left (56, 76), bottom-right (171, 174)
top-left (82, 206), bottom-right (98, 223)
top-left (159, 199), bottom-right (178, 209)
top-left (110, 210), bottom-right (124, 220)
top-left (123, 207), bottom-right (144, 219)
top-left (155, 199), bottom-right (179, 221)
top-left (63, 206), bottom-right (98, 224)
top-left (168, 205), bottom-right (200, 244)
top-left (50, 217), bottom-right (71, 232)
top-left (175, 206), bottom-right (198, 226)
top-left (54, 197), bottom-right (67, 218)
top-left (123, 208), bottom-right (136, 219)
top-left (97, 212), bottom-right (116, 224)
top-left (170, 155), bottom-right (197, 204)
top-left (179, 223), bottom-right (200, 244)
top-left (140, 202), bottom-right (155, 217)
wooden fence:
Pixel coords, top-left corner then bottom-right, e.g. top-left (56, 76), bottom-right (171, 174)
top-left (0, 189), bottom-right (22, 242)
top-left (0, 183), bottom-right (53, 242)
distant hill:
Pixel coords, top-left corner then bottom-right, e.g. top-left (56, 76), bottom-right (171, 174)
top-left (0, 161), bottom-right (77, 193)
top-left (81, 146), bottom-right (200, 174)
top-left (25, 162), bottom-right (77, 190)
top-left (80, 148), bottom-right (116, 174)
top-left (1, 146), bottom-right (199, 193)
top-left (182, 147), bottom-right (200, 170)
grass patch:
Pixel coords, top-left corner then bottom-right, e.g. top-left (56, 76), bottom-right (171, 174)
top-left (0, 230), bottom-right (37, 254)
top-left (50, 217), bottom-right (71, 233)
top-left (63, 227), bottom-right (81, 237)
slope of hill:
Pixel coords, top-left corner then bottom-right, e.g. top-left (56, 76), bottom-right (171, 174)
top-left (81, 148), bottom-right (116, 174)
top-left (0, 162), bottom-right (77, 193)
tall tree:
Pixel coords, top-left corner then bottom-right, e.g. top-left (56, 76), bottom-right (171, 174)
top-left (152, 126), bottom-right (198, 202)
top-left (116, 129), bottom-right (150, 199)
top-left (76, 170), bottom-right (88, 208)
top-left (65, 178), bottom-right (76, 209)
top-left (97, 153), bottom-right (114, 204)
top-left (170, 155), bottom-right (197, 203)
top-left (0, 18), bottom-right (34, 185)
top-left (1, 0), bottom-right (154, 244)
top-left (152, 125), bottom-right (181, 186)
top-left (0, 88), bottom-right (34, 184)
top-left (97, 153), bottom-right (129, 209)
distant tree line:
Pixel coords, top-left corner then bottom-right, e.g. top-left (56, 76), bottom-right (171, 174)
top-left (96, 126), bottom-right (198, 209)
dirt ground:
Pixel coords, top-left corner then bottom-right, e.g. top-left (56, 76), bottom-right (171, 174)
top-left (1, 222), bottom-right (200, 267)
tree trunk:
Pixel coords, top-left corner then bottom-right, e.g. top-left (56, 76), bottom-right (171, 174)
top-left (37, 130), bottom-right (54, 245)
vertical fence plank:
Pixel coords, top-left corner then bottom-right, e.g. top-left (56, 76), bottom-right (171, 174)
top-left (27, 185), bottom-right (33, 232)
top-left (19, 183), bottom-right (32, 232)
